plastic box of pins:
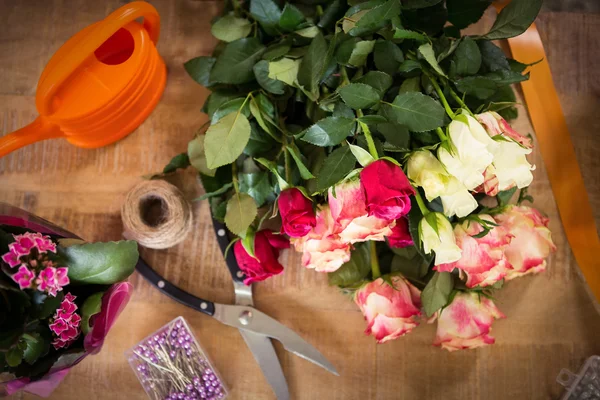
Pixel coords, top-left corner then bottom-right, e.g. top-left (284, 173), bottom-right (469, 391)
top-left (557, 355), bottom-right (600, 400)
top-left (127, 317), bottom-right (228, 400)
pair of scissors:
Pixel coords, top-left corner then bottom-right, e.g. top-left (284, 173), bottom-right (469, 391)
top-left (135, 218), bottom-right (339, 399)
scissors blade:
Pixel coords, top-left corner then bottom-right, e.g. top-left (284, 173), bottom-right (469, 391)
top-left (213, 304), bottom-right (339, 376)
top-left (238, 329), bottom-right (289, 400)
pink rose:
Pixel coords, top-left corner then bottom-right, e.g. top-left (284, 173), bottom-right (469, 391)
top-left (436, 215), bottom-right (512, 288)
top-left (387, 218), bottom-right (413, 249)
top-left (291, 205), bottom-right (351, 272)
top-left (476, 111), bottom-right (533, 149)
top-left (278, 188), bottom-right (316, 238)
top-left (360, 159), bottom-right (415, 220)
top-left (84, 282), bottom-right (133, 354)
top-left (329, 180), bottom-right (394, 244)
top-left (493, 205), bottom-right (556, 280)
top-left (475, 165), bottom-right (500, 196)
top-left (354, 276), bottom-right (422, 343)
top-left (233, 230), bottom-right (289, 284)
top-left (431, 292), bottom-right (505, 351)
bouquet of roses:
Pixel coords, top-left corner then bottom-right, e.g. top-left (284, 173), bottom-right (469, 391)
top-left (0, 204), bottom-right (138, 396)
top-left (161, 0), bottom-right (556, 350)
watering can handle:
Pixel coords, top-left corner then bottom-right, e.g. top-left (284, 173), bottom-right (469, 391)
top-left (35, 1), bottom-right (160, 116)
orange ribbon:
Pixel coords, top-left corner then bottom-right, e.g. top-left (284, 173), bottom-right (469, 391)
top-left (505, 23), bottom-right (600, 302)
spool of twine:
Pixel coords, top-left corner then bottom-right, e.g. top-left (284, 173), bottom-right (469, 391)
top-left (121, 180), bottom-right (193, 249)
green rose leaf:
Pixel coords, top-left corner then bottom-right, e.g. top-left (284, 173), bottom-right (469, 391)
top-left (356, 71), bottom-right (393, 94)
top-left (378, 122), bottom-right (410, 149)
top-left (279, 3), bottom-right (305, 31)
top-left (373, 40), bottom-right (404, 75)
top-left (482, 0), bottom-right (542, 40)
top-left (391, 246), bottom-right (430, 279)
top-left (358, 115), bottom-right (387, 124)
top-left (188, 135), bottom-right (216, 177)
top-left (22, 333), bottom-right (49, 365)
top-left (318, 0), bottom-right (347, 29)
top-left (454, 76), bottom-right (498, 99)
top-left (338, 83), bottom-right (381, 110)
top-left (268, 58), bottom-right (301, 86)
top-left (382, 92), bottom-right (445, 132)
top-left (210, 38), bottom-right (265, 84)
top-left (203, 91), bottom-right (241, 118)
top-left (402, 0), bottom-right (442, 9)
top-left (239, 171), bottom-right (273, 207)
top-left (300, 117), bottom-right (355, 147)
top-left (81, 292), bottom-right (104, 335)
top-left (399, 76), bottom-right (421, 93)
top-left (327, 243), bottom-right (370, 287)
top-left (478, 40), bottom-right (510, 72)
top-left (211, 98), bottom-right (251, 124)
top-left (421, 271), bottom-right (454, 317)
top-left (162, 153), bottom-right (190, 174)
top-left (62, 240), bottom-right (138, 285)
top-left (205, 111), bottom-right (252, 169)
top-left (447, 0), bottom-right (492, 29)
top-left (295, 26), bottom-right (320, 38)
top-left (336, 39), bottom-right (376, 67)
top-left (348, 143), bottom-right (375, 167)
top-left (211, 15), bottom-right (252, 42)
top-left (225, 193), bottom-right (258, 236)
top-left (349, 0), bottom-right (401, 37)
top-left (184, 56), bottom-right (216, 87)
top-left (250, 0), bottom-right (282, 36)
top-left (263, 42), bottom-right (292, 60)
top-left (254, 60), bottom-right (285, 95)
top-left (393, 28), bottom-right (427, 41)
top-left (497, 186), bottom-right (518, 207)
top-left (316, 146), bottom-right (357, 191)
top-left (418, 43), bottom-right (447, 78)
top-left (196, 182), bottom-right (234, 201)
top-left (453, 37), bottom-right (482, 76)
top-left (286, 145), bottom-right (315, 180)
top-left (298, 33), bottom-right (328, 97)
top-left (402, 2), bottom-right (447, 36)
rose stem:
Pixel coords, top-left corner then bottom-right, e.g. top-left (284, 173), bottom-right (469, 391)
top-left (413, 190), bottom-right (430, 215)
top-left (447, 87), bottom-right (474, 115)
top-left (425, 73), bottom-right (455, 119)
top-left (232, 162), bottom-right (240, 194)
top-left (356, 111), bottom-right (378, 159)
top-left (435, 127), bottom-right (447, 141)
top-left (284, 147), bottom-right (292, 183)
top-left (369, 241), bottom-right (381, 279)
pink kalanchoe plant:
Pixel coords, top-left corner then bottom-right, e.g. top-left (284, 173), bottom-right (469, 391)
top-left (11, 265), bottom-right (36, 289)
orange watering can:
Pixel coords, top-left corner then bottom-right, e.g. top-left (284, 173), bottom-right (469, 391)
top-left (0, 1), bottom-right (166, 157)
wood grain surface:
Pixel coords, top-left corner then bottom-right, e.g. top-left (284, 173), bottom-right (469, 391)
top-left (1, 1), bottom-right (599, 399)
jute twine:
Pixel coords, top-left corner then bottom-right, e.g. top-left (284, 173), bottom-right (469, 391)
top-left (121, 180), bottom-right (193, 249)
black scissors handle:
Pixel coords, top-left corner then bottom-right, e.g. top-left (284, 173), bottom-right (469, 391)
top-left (211, 219), bottom-right (245, 285)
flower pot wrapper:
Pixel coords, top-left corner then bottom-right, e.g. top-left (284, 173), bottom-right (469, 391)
top-left (0, 203), bottom-right (139, 397)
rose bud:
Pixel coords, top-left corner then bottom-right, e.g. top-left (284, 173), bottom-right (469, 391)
top-left (494, 205), bottom-right (556, 280)
top-left (407, 150), bottom-right (477, 218)
top-left (291, 205), bottom-right (351, 273)
top-left (436, 215), bottom-right (512, 288)
top-left (419, 212), bottom-right (462, 265)
top-left (386, 218), bottom-right (413, 249)
top-left (354, 275), bottom-right (422, 343)
top-left (431, 292), bottom-right (505, 351)
top-left (329, 180), bottom-right (394, 244)
top-left (278, 188), bottom-right (316, 238)
top-left (476, 111), bottom-right (533, 149)
top-left (234, 230), bottom-right (290, 285)
top-left (437, 114), bottom-right (496, 190)
top-left (360, 159), bottom-right (415, 221)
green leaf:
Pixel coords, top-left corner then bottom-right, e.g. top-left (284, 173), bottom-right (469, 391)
top-left (348, 143), bottom-right (375, 167)
top-left (188, 135), bottom-right (216, 177)
top-left (358, 115), bottom-right (387, 124)
top-left (22, 333), bottom-right (49, 365)
top-left (398, 59), bottom-right (422, 75)
top-left (30, 291), bottom-right (63, 320)
top-left (497, 186), bottom-right (518, 207)
top-left (300, 117), bottom-right (355, 146)
top-left (205, 111), bottom-right (251, 169)
top-left (211, 38), bottom-right (265, 84)
top-left (184, 57), bottom-right (216, 87)
top-left (162, 153), bottom-right (190, 174)
top-left (204, 91), bottom-right (241, 118)
top-left (211, 98), bottom-right (251, 124)
top-left (336, 39), bottom-right (376, 67)
top-left (393, 28), bottom-right (427, 41)
top-left (349, 0), bottom-right (401, 37)
top-left (239, 171), bottom-right (272, 207)
top-left (255, 158), bottom-right (289, 190)
top-left (453, 37), bottom-right (481, 76)
top-left (327, 244), bottom-right (370, 287)
top-left (298, 33), bottom-right (328, 96)
top-left (399, 76), bottom-right (421, 93)
top-left (373, 40), bottom-right (404, 75)
top-left (402, 0), bottom-right (442, 9)
top-left (478, 41), bottom-right (510, 72)
top-left (482, 0), bottom-right (542, 40)
top-left (263, 42), bottom-right (292, 60)
top-left (333, 102), bottom-right (356, 119)
top-left (210, 198), bottom-right (227, 222)
top-left (342, 10), bottom-right (368, 33)
top-left (211, 15), bottom-right (252, 42)
top-left (454, 76), bottom-right (498, 99)
top-left (295, 26), bottom-right (320, 38)
top-left (196, 182), bottom-right (233, 201)
top-left (62, 241), bottom-right (138, 284)
top-left (279, 3), bottom-right (305, 31)
top-left (338, 83), bottom-right (381, 110)
top-left (249, 97), bottom-right (274, 138)
top-left (241, 227), bottom-right (257, 257)
top-left (318, 0), bottom-right (347, 29)
top-left (250, 0), bottom-right (282, 36)
top-left (447, 0), bottom-right (492, 29)
top-left (486, 69), bottom-right (529, 85)
top-left (378, 122), bottom-right (410, 148)
top-left (390, 247), bottom-right (430, 279)
top-left (382, 92), bottom-right (445, 132)
top-left (253, 60), bottom-right (285, 95)
top-left (421, 271), bottom-right (454, 317)
top-left (268, 58), bottom-right (301, 86)
top-left (356, 71), bottom-right (393, 94)
top-left (402, 2), bottom-right (447, 36)
top-left (225, 193), bottom-right (258, 236)
top-left (6, 345), bottom-right (24, 367)
top-left (286, 145), bottom-right (315, 180)
top-left (81, 292), bottom-right (103, 335)
top-left (418, 43), bottom-right (447, 77)
top-left (316, 146), bottom-right (357, 191)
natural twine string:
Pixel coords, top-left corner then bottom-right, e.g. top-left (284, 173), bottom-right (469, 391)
top-left (121, 180), bottom-right (193, 249)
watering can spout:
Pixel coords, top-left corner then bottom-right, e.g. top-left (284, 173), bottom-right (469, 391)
top-left (0, 118), bottom-right (62, 157)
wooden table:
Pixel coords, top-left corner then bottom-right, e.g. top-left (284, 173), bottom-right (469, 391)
top-left (1, 1), bottom-right (599, 399)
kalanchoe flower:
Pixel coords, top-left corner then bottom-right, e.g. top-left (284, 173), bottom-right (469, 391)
top-left (431, 292), bottom-right (505, 351)
top-left (354, 275), bottom-right (422, 343)
top-left (419, 212), bottom-right (462, 265)
top-left (36, 266), bottom-right (70, 297)
top-left (49, 293), bottom-right (81, 350)
top-left (9, 233), bottom-right (37, 256)
top-left (278, 188), bottom-right (316, 238)
top-left (11, 265), bottom-right (36, 289)
top-left (436, 215), bottom-right (513, 288)
top-left (31, 232), bottom-right (57, 253)
top-left (1, 248), bottom-right (21, 268)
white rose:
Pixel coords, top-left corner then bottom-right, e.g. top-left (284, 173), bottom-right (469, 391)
top-left (419, 213), bottom-right (462, 265)
top-left (439, 178), bottom-right (478, 218)
top-left (489, 139), bottom-right (535, 191)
